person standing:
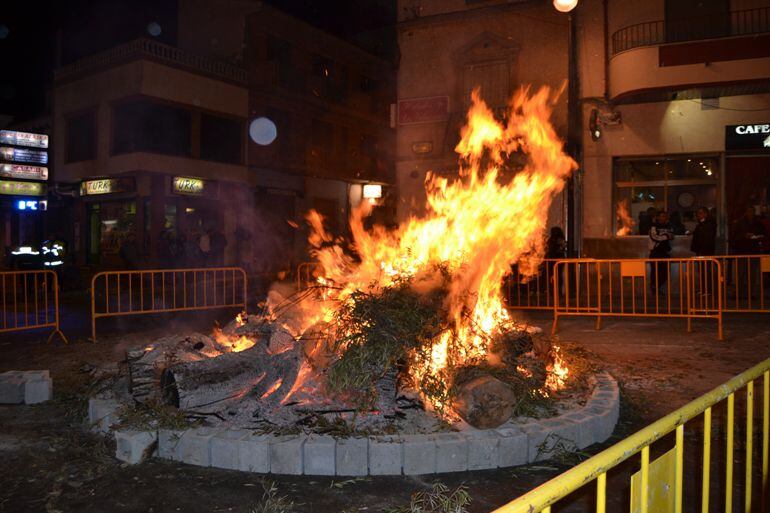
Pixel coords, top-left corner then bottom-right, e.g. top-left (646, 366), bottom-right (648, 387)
top-left (198, 229), bottom-right (211, 266)
top-left (690, 207), bottom-right (717, 256)
top-left (649, 211), bottom-right (674, 290)
top-left (208, 228), bottom-right (227, 267)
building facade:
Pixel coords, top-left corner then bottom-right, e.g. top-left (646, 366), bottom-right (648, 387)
top-left (51, 1), bottom-right (395, 271)
top-left (576, 0), bottom-right (770, 257)
top-left (396, 0), bottom-right (571, 229)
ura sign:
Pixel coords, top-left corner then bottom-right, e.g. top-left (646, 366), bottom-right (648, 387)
top-left (726, 123), bottom-right (770, 151)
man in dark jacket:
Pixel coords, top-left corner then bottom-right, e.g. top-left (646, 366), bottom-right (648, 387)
top-left (691, 207), bottom-right (717, 256)
top-left (649, 211), bottom-right (674, 290)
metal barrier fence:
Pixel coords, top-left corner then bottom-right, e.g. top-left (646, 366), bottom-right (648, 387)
top-left (90, 267), bottom-right (247, 342)
top-left (0, 270), bottom-right (67, 343)
top-left (493, 356), bottom-right (770, 513)
top-left (716, 255), bottom-right (770, 314)
top-left (296, 261), bottom-right (322, 291)
top-left (552, 257), bottom-right (723, 339)
top-left (505, 259), bottom-right (558, 310)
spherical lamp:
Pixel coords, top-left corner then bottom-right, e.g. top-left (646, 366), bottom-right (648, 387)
top-left (553, 0), bottom-right (578, 12)
top-left (249, 117), bottom-right (278, 146)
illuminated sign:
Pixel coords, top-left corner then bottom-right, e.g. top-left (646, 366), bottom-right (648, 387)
top-left (0, 130), bottom-right (49, 148)
top-left (0, 163), bottom-right (48, 180)
top-left (726, 123), bottom-right (770, 151)
top-left (16, 199), bottom-right (47, 211)
top-left (173, 176), bottom-right (205, 195)
top-left (0, 180), bottom-right (46, 196)
top-left (80, 177), bottom-right (135, 196)
top-left (363, 184), bottom-right (383, 199)
top-left (0, 146), bottom-right (48, 164)
top-left (172, 176), bottom-right (217, 197)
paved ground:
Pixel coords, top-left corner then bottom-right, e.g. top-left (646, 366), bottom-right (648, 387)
top-left (1, 305), bottom-right (769, 513)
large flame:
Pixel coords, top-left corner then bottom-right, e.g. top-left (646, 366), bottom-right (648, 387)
top-left (296, 86), bottom-right (575, 410)
top-left (615, 198), bottom-right (635, 236)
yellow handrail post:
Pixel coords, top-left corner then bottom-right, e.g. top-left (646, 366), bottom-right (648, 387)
top-left (746, 380), bottom-right (754, 513)
top-left (702, 406), bottom-right (711, 513)
top-left (726, 392), bottom-right (735, 513)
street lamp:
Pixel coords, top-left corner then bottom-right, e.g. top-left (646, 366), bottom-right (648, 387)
top-left (553, 0), bottom-right (578, 13)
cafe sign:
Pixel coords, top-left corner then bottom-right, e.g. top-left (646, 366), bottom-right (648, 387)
top-left (0, 164), bottom-right (48, 180)
top-left (80, 177), bottom-right (135, 196)
top-left (0, 180), bottom-right (46, 196)
top-left (172, 176), bottom-right (217, 197)
top-left (0, 130), bottom-right (49, 149)
top-left (725, 123), bottom-right (770, 151)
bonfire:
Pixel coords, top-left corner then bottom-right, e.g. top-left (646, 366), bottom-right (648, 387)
top-left (127, 85), bottom-right (577, 432)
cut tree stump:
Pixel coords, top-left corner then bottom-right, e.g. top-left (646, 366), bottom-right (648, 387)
top-left (451, 374), bottom-right (517, 429)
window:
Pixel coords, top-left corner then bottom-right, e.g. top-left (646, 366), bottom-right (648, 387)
top-left (614, 156), bottom-right (719, 236)
top-left (311, 55), bottom-right (348, 103)
top-left (65, 111), bottom-right (96, 162)
top-left (665, 0), bottom-right (729, 43)
top-left (462, 60), bottom-right (511, 110)
top-left (112, 99), bottom-right (191, 156)
top-left (200, 113), bottom-right (242, 164)
top-left (267, 36), bottom-right (294, 89)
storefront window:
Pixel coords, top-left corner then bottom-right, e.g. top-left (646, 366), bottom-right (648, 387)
top-left (614, 156), bottom-right (718, 236)
top-left (89, 201), bottom-right (136, 258)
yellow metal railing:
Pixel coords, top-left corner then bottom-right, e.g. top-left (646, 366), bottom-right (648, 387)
top-left (716, 255), bottom-right (770, 313)
top-left (0, 270), bottom-right (67, 343)
top-left (90, 267), bottom-right (247, 342)
top-left (552, 257), bottom-right (724, 340)
top-left (493, 356), bottom-right (770, 513)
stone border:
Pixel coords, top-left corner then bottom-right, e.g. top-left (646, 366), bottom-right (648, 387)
top-left (0, 370), bottom-right (53, 405)
top-left (91, 372), bottom-right (619, 475)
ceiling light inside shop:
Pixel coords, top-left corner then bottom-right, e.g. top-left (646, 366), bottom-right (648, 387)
top-left (363, 184), bottom-right (382, 199)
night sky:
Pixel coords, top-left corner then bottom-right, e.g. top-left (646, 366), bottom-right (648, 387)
top-left (0, 0), bottom-right (395, 123)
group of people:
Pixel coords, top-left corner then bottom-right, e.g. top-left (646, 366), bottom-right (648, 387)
top-left (119, 227), bottom-right (227, 269)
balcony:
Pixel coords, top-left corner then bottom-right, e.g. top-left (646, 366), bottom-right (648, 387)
top-left (608, 7), bottom-right (770, 103)
top-left (55, 38), bottom-right (247, 85)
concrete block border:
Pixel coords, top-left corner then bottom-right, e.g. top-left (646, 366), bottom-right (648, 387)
top-left (0, 370), bottom-right (53, 405)
top-left (95, 372), bottom-right (619, 475)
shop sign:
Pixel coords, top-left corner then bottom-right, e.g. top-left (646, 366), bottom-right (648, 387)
top-left (172, 176), bottom-right (217, 197)
top-left (80, 177), bottom-right (135, 196)
top-left (0, 146), bottom-right (48, 165)
top-left (0, 130), bottom-right (49, 149)
top-left (397, 96), bottom-right (449, 125)
top-left (725, 123), bottom-right (770, 151)
top-left (0, 163), bottom-right (48, 180)
top-left (0, 180), bottom-right (46, 196)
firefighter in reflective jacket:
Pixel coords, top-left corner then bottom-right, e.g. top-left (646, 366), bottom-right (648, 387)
top-left (41, 236), bottom-right (66, 269)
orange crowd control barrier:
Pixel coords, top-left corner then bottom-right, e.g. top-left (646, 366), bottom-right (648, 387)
top-left (0, 270), bottom-right (67, 343)
top-left (716, 254), bottom-right (770, 313)
top-left (505, 258), bottom-right (559, 310)
top-left (552, 257), bottom-right (723, 339)
top-left (90, 267), bottom-right (247, 342)
top-left (296, 261), bottom-right (323, 290)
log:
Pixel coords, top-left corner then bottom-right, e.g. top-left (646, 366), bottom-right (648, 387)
top-left (160, 339), bottom-right (302, 411)
top-left (126, 332), bottom-right (223, 403)
top-left (451, 374), bottom-right (517, 429)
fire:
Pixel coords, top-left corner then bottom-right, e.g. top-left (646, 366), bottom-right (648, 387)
top-left (544, 344), bottom-right (569, 393)
top-left (212, 327), bottom-right (256, 353)
top-left (615, 199), bottom-right (634, 236)
top-left (288, 86), bottom-right (576, 412)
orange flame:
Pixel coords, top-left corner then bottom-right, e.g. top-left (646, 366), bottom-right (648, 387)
top-left (284, 86), bottom-right (576, 411)
top-left (616, 199), bottom-right (634, 236)
top-left (544, 344), bottom-right (569, 394)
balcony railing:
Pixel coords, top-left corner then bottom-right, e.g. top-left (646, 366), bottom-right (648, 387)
top-left (55, 38), bottom-right (247, 84)
top-left (611, 6), bottom-right (770, 55)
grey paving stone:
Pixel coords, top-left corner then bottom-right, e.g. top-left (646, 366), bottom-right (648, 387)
top-left (87, 398), bottom-right (120, 433)
top-left (336, 437), bottom-right (368, 476)
top-left (179, 427), bottom-right (218, 467)
top-left (0, 374), bottom-right (25, 404)
top-left (435, 434), bottom-right (468, 473)
top-left (402, 435), bottom-right (436, 475)
top-left (210, 429), bottom-right (250, 470)
top-left (303, 435), bottom-right (336, 476)
top-left (24, 378), bottom-right (52, 404)
top-left (496, 427), bottom-right (528, 468)
top-left (368, 436), bottom-right (402, 476)
top-left (238, 433), bottom-right (271, 473)
top-left (157, 429), bottom-right (186, 460)
top-left (466, 430), bottom-right (500, 470)
top-left (270, 436), bottom-right (305, 475)
top-left (115, 430), bottom-right (158, 464)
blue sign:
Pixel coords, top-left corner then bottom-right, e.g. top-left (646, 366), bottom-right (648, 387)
top-left (16, 199), bottom-right (46, 211)
top-left (0, 146), bottom-right (48, 164)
